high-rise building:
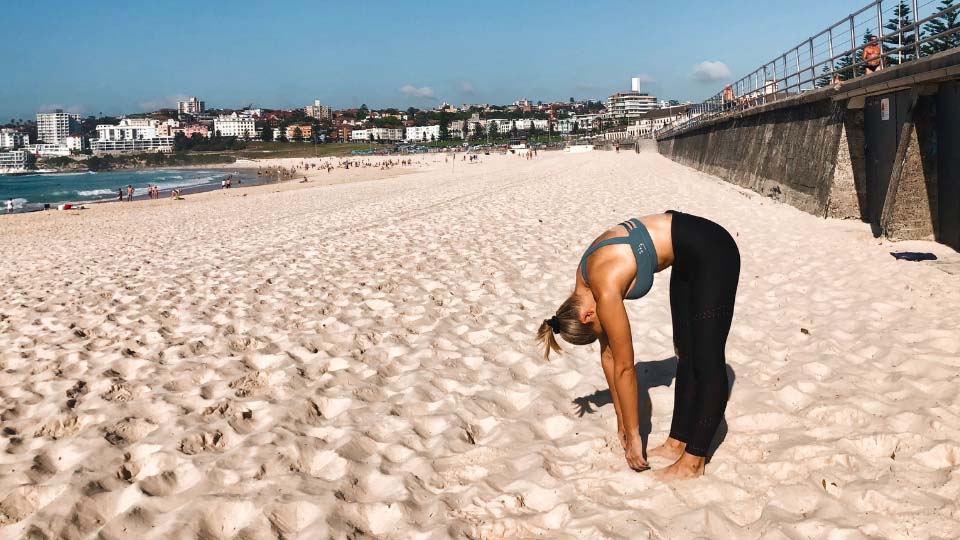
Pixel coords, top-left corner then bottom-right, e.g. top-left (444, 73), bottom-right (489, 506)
top-left (305, 100), bottom-right (331, 120)
top-left (606, 79), bottom-right (658, 120)
top-left (177, 97), bottom-right (205, 115)
top-left (36, 110), bottom-right (80, 145)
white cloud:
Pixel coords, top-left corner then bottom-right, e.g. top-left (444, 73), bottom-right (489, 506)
top-left (137, 94), bottom-right (190, 111)
top-left (400, 85), bottom-right (435, 99)
top-left (692, 61), bottom-right (732, 83)
top-left (459, 81), bottom-right (475, 94)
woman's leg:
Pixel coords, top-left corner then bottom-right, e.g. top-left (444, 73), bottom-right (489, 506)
top-left (667, 271), bottom-right (696, 443)
top-left (658, 213), bottom-right (740, 478)
top-left (684, 293), bottom-right (736, 457)
top-left (649, 225), bottom-right (696, 461)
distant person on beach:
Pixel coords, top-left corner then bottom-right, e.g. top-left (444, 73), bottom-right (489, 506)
top-left (5, 199), bottom-right (12, 213)
top-left (537, 212), bottom-right (740, 480)
top-left (126, 185), bottom-right (133, 202)
top-left (863, 35), bottom-right (884, 73)
top-left (118, 188), bottom-right (123, 201)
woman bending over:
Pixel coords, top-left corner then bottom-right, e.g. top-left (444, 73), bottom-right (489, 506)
top-left (537, 211), bottom-right (740, 479)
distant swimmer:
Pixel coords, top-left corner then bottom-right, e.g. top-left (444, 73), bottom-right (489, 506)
top-left (5, 199), bottom-right (12, 213)
top-left (538, 212), bottom-right (740, 479)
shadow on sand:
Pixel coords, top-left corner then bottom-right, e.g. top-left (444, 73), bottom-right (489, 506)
top-left (572, 356), bottom-right (736, 460)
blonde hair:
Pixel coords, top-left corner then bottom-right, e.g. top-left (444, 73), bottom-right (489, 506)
top-left (536, 294), bottom-right (599, 360)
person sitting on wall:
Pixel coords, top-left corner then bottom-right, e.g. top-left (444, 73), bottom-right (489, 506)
top-left (863, 35), bottom-right (884, 74)
top-left (722, 85), bottom-right (736, 111)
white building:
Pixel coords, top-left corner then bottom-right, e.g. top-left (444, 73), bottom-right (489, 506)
top-left (483, 119), bottom-right (512, 135)
top-left (606, 91), bottom-right (658, 120)
top-left (0, 150), bottom-right (35, 171)
top-left (65, 135), bottom-right (86, 152)
top-left (628, 106), bottom-right (693, 138)
top-left (213, 113), bottom-right (256, 139)
top-left (90, 138), bottom-right (174, 154)
top-left (36, 111), bottom-right (80, 145)
top-left (404, 125), bottom-right (440, 142)
top-left (306, 100), bottom-right (331, 120)
top-left (177, 97), bottom-right (205, 115)
top-left (512, 119), bottom-right (549, 131)
top-left (29, 144), bottom-right (72, 157)
top-left (351, 127), bottom-right (403, 142)
top-left (96, 118), bottom-right (160, 141)
top-left (92, 118), bottom-right (173, 154)
top-left (556, 114), bottom-right (601, 134)
top-left (0, 128), bottom-right (28, 149)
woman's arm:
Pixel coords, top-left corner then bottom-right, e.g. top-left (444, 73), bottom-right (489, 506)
top-left (599, 336), bottom-right (625, 444)
top-left (595, 290), bottom-right (647, 471)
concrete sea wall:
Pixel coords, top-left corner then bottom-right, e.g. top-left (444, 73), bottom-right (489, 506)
top-left (657, 99), bottom-right (848, 217)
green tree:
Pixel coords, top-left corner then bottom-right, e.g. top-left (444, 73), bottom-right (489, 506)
top-left (439, 111), bottom-right (449, 140)
top-left (510, 121), bottom-right (518, 138)
top-left (261, 126), bottom-right (273, 142)
top-left (833, 54), bottom-right (858, 81)
top-left (815, 63), bottom-right (836, 88)
top-left (293, 127), bottom-right (303, 142)
top-left (883, 2), bottom-right (919, 65)
top-left (571, 121), bottom-right (579, 134)
top-left (173, 132), bottom-right (189, 151)
top-left (473, 122), bottom-right (484, 139)
top-left (923, 0), bottom-right (960, 54)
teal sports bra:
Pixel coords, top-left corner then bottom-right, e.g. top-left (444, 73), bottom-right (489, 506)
top-left (579, 218), bottom-right (658, 300)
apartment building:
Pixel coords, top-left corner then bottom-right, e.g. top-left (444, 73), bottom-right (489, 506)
top-left (213, 113), bottom-right (256, 138)
top-left (36, 110), bottom-right (80, 145)
top-left (177, 97), bottom-right (205, 115)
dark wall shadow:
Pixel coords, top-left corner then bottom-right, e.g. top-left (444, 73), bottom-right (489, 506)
top-left (572, 358), bottom-right (737, 460)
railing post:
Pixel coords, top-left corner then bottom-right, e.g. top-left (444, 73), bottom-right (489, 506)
top-left (912, 0), bottom-right (921, 58)
top-left (849, 15), bottom-right (857, 79)
top-left (796, 47), bottom-right (802, 92)
top-left (828, 28), bottom-right (835, 79)
top-left (877, 0), bottom-right (885, 52)
top-left (809, 38), bottom-right (815, 89)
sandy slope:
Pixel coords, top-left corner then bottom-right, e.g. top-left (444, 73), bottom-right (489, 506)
top-left (0, 150), bottom-right (958, 539)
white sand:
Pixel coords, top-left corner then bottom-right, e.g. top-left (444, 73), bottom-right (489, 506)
top-left (1, 150), bottom-right (958, 539)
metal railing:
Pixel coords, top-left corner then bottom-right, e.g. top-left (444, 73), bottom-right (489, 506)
top-left (658, 0), bottom-right (960, 138)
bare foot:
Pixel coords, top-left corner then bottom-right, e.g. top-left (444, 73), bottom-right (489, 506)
top-left (647, 437), bottom-right (686, 462)
top-left (655, 452), bottom-right (705, 481)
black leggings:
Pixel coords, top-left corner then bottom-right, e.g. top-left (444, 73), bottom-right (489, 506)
top-left (667, 211), bottom-right (740, 457)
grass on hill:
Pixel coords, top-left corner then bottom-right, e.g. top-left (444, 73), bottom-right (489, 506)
top-left (232, 142), bottom-right (392, 159)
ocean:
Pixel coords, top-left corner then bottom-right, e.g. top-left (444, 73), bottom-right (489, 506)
top-left (0, 168), bottom-right (256, 213)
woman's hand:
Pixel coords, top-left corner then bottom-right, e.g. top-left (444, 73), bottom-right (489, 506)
top-left (624, 433), bottom-right (649, 471)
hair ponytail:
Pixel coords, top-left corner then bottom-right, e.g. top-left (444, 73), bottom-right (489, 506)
top-left (537, 319), bottom-right (564, 360)
top-left (536, 294), bottom-right (599, 361)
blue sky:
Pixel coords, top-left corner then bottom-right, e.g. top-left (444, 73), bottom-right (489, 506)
top-left (0, 0), bottom-right (870, 120)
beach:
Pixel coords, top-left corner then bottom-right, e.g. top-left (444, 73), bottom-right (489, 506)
top-left (0, 154), bottom-right (441, 213)
top-left (1, 149), bottom-right (958, 539)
